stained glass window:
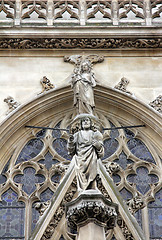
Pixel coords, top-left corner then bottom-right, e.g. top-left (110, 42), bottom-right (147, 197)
top-left (0, 189), bottom-right (25, 239)
top-left (114, 151), bottom-right (133, 170)
top-left (119, 187), bottom-right (133, 201)
top-left (14, 167), bottom-right (45, 195)
top-left (148, 190), bottom-right (162, 239)
top-left (53, 138), bottom-right (71, 160)
top-left (127, 167), bottom-right (159, 195)
top-left (38, 151), bottom-right (60, 170)
top-left (32, 188), bottom-right (54, 231)
top-left (16, 139), bottom-right (44, 164)
top-left (134, 209), bottom-right (142, 228)
top-left (102, 139), bottom-right (119, 160)
top-left (127, 138), bottom-right (155, 164)
top-left (52, 121), bottom-right (61, 139)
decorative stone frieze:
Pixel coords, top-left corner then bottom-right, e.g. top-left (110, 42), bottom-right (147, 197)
top-left (114, 77), bottom-right (132, 95)
top-left (66, 190), bottom-right (118, 230)
top-left (149, 95), bottom-right (162, 114)
top-left (4, 96), bottom-right (20, 114)
top-left (0, 38), bottom-right (162, 49)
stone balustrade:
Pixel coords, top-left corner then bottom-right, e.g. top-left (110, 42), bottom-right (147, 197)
top-left (0, 0), bottom-right (162, 27)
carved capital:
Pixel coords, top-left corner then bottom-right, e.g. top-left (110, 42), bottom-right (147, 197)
top-left (66, 190), bottom-right (118, 230)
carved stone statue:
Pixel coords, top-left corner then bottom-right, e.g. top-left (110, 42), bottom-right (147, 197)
top-left (68, 115), bottom-right (104, 192)
top-left (4, 96), bottom-right (20, 114)
top-left (114, 77), bottom-right (132, 95)
top-left (70, 60), bottom-right (96, 115)
top-left (64, 54), bottom-right (104, 115)
top-left (40, 76), bottom-right (54, 92)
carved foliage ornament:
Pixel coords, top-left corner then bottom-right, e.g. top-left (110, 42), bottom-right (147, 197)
top-left (149, 95), bottom-right (162, 114)
top-left (4, 96), bottom-right (20, 114)
top-left (0, 38), bottom-right (162, 49)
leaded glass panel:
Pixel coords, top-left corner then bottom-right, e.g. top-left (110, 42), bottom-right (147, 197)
top-left (114, 151), bottom-right (133, 170)
top-left (109, 121), bottom-right (119, 139)
top-left (0, 189), bottom-right (25, 239)
top-left (127, 167), bottom-right (159, 195)
top-left (127, 138), bottom-right (155, 163)
top-left (52, 121), bottom-right (61, 139)
top-left (16, 139), bottom-right (44, 164)
top-left (102, 139), bottom-right (119, 160)
top-left (52, 138), bottom-right (71, 160)
top-left (14, 168), bottom-right (45, 195)
top-left (134, 209), bottom-right (142, 228)
top-left (148, 190), bottom-right (162, 239)
top-left (119, 187), bottom-right (133, 201)
top-left (32, 188), bottom-right (54, 231)
top-left (38, 151), bottom-right (60, 170)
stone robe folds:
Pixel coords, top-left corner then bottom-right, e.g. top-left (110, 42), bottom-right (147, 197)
top-left (68, 129), bottom-right (104, 191)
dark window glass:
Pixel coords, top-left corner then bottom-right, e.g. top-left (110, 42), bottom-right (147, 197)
top-left (127, 138), bottom-right (155, 164)
top-left (124, 128), bottom-right (135, 139)
top-left (134, 209), bottom-right (142, 229)
top-left (0, 189), bottom-right (25, 239)
top-left (36, 129), bottom-right (46, 138)
top-left (14, 168), bottom-right (45, 195)
top-left (38, 151), bottom-right (60, 170)
top-left (52, 121), bottom-right (61, 139)
top-left (148, 190), bottom-right (162, 239)
top-left (114, 151), bottom-right (133, 170)
top-left (127, 167), bottom-right (159, 195)
top-left (112, 174), bottom-right (121, 184)
top-left (16, 139), bottom-right (44, 164)
top-left (53, 138), bottom-right (71, 160)
top-left (102, 139), bottom-right (119, 160)
top-left (119, 187), bottom-right (133, 201)
top-left (109, 121), bottom-right (119, 139)
top-left (32, 188), bottom-right (54, 231)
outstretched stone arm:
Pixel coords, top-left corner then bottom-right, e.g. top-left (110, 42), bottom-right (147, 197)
top-left (67, 134), bottom-right (76, 156)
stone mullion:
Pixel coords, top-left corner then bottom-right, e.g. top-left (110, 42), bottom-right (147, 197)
top-left (14, 0), bottom-right (21, 26)
top-left (144, 0), bottom-right (152, 26)
top-left (80, 0), bottom-right (86, 26)
top-left (25, 199), bottom-right (33, 240)
top-left (141, 206), bottom-right (150, 240)
top-left (47, 0), bottom-right (53, 26)
top-left (112, 0), bottom-right (119, 25)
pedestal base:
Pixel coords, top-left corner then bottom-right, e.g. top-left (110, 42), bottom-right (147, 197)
top-left (77, 222), bottom-right (106, 240)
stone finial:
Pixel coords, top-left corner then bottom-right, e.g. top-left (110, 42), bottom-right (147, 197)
top-left (114, 77), bottom-right (132, 95)
top-left (40, 76), bottom-right (54, 93)
top-left (4, 96), bottom-right (20, 114)
top-left (149, 95), bottom-right (162, 114)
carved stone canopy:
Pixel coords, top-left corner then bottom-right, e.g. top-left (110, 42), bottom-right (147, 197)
top-left (66, 190), bottom-right (118, 231)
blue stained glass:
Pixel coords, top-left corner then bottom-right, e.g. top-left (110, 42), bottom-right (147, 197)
top-left (114, 151), bottom-right (133, 170)
top-left (148, 190), bottom-right (162, 239)
top-left (14, 168), bottom-right (45, 195)
top-left (109, 121), bottom-right (119, 139)
top-left (36, 129), bottom-right (46, 138)
top-left (119, 187), bottom-right (133, 200)
top-left (0, 189), bottom-right (25, 238)
top-left (127, 167), bottom-right (159, 195)
top-left (32, 188), bottom-right (54, 231)
top-left (127, 138), bottom-right (155, 164)
top-left (112, 174), bottom-right (121, 184)
top-left (16, 139), bottom-right (44, 164)
top-left (124, 128), bottom-right (135, 139)
top-left (40, 188), bottom-right (54, 202)
top-left (0, 174), bottom-right (7, 184)
top-left (134, 209), bottom-right (142, 228)
top-left (52, 122), bottom-right (61, 139)
top-left (52, 138), bottom-right (71, 160)
top-left (102, 139), bottom-right (119, 160)
top-left (38, 151), bottom-right (60, 170)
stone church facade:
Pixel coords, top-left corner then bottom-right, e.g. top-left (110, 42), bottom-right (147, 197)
top-left (0, 1), bottom-right (161, 240)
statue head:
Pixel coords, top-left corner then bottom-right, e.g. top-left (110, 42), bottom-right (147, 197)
top-left (81, 117), bottom-right (91, 130)
top-left (80, 60), bottom-right (91, 73)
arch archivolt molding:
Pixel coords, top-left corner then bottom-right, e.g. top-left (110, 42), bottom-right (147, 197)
top-left (0, 85), bottom-right (161, 240)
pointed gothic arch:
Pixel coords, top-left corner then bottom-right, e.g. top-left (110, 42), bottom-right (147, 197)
top-left (0, 85), bottom-right (161, 240)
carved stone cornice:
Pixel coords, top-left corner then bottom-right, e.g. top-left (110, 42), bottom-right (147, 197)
top-left (0, 38), bottom-right (162, 49)
top-left (66, 190), bottom-right (118, 230)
